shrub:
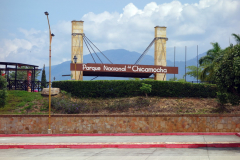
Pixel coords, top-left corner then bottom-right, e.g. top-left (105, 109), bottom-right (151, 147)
top-left (53, 80), bottom-right (217, 98)
top-left (140, 83), bottom-right (152, 98)
top-left (51, 97), bottom-right (87, 114)
top-left (0, 75), bottom-right (8, 108)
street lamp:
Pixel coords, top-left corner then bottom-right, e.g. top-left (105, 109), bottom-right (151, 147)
top-left (44, 11), bottom-right (54, 134)
top-left (73, 55), bottom-right (77, 80)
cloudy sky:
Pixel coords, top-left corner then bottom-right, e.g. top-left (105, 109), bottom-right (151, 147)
top-left (0, 0), bottom-right (240, 67)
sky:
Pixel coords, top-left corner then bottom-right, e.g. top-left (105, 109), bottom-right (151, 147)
top-left (0, 0), bottom-right (240, 68)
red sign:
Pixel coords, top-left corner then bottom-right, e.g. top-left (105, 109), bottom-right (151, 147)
top-left (70, 63), bottom-right (178, 74)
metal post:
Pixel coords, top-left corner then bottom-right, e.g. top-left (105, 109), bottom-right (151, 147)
top-left (33, 67), bottom-right (35, 92)
top-left (38, 81), bottom-right (39, 92)
top-left (197, 45), bottom-right (198, 83)
top-left (45, 11), bottom-right (54, 134)
top-left (75, 63), bottom-right (76, 80)
top-left (15, 64), bottom-right (17, 90)
top-left (185, 46), bottom-right (186, 82)
top-left (174, 46), bottom-right (175, 81)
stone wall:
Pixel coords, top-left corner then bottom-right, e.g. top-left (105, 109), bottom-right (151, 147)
top-left (0, 114), bottom-right (240, 134)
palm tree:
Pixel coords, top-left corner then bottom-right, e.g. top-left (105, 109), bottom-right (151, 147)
top-left (199, 42), bottom-right (222, 82)
top-left (232, 33), bottom-right (240, 44)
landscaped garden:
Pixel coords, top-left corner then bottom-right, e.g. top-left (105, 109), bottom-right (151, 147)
top-left (0, 34), bottom-right (239, 115)
top-left (0, 89), bottom-right (239, 115)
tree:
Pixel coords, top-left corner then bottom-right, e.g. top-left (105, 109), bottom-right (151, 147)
top-left (168, 77), bottom-right (177, 81)
top-left (184, 66), bottom-right (204, 80)
top-left (128, 78), bottom-right (141, 81)
top-left (214, 44), bottom-right (240, 105)
top-left (9, 66), bottom-right (40, 81)
top-left (0, 75), bottom-right (8, 108)
top-left (140, 83), bottom-right (152, 98)
top-left (199, 42), bottom-right (222, 82)
top-left (232, 33), bottom-right (240, 44)
top-left (168, 77), bottom-right (186, 82)
top-left (41, 64), bottom-right (47, 89)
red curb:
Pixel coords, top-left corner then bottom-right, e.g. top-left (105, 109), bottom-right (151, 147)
top-left (0, 132), bottom-right (238, 137)
top-left (236, 133), bottom-right (240, 138)
top-left (1, 143), bottom-right (240, 149)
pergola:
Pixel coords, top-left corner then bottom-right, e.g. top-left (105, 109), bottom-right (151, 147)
top-left (0, 62), bottom-right (42, 91)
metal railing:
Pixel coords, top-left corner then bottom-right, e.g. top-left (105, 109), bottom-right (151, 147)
top-left (187, 81), bottom-right (213, 84)
top-left (7, 80), bottom-right (50, 92)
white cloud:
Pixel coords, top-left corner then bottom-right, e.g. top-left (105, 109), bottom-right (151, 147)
top-left (1, 0), bottom-right (240, 66)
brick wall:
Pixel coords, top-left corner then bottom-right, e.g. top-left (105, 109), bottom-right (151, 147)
top-left (0, 114), bottom-right (240, 134)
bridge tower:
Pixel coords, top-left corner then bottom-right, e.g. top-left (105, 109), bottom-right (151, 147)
top-left (154, 26), bottom-right (167, 81)
top-left (71, 20), bottom-right (84, 80)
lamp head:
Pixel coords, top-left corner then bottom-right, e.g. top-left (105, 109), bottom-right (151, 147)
top-left (44, 11), bottom-right (49, 15)
top-left (51, 33), bottom-right (55, 37)
top-left (73, 55), bottom-right (77, 63)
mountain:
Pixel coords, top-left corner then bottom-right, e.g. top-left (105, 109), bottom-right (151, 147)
top-left (38, 49), bottom-right (206, 81)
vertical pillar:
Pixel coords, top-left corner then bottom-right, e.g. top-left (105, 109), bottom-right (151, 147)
top-left (154, 26), bottom-right (167, 81)
top-left (71, 20), bottom-right (84, 80)
top-left (15, 64), bottom-right (17, 90)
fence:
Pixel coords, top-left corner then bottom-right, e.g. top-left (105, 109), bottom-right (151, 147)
top-left (7, 80), bottom-right (50, 92)
top-left (187, 81), bottom-right (213, 84)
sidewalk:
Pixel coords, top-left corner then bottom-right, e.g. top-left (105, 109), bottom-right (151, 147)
top-left (1, 133), bottom-right (240, 149)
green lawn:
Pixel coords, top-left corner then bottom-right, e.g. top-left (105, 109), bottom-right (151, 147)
top-left (0, 90), bottom-right (48, 114)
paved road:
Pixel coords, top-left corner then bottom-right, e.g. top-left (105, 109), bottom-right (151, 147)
top-left (1, 135), bottom-right (240, 143)
top-left (1, 148), bottom-right (240, 160)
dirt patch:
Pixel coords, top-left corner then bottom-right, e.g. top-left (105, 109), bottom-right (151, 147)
top-left (13, 93), bottom-right (240, 114)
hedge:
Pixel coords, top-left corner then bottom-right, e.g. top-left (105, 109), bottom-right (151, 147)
top-left (52, 80), bottom-right (217, 98)
top-left (0, 75), bottom-right (8, 108)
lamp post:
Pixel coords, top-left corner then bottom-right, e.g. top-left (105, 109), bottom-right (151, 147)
top-left (73, 55), bottom-right (77, 80)
top-left (44, 11), bottom-right (54, 134)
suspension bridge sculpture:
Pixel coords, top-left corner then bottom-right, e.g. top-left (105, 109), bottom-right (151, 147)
top-left (70, 20), bottom-right (178, 80)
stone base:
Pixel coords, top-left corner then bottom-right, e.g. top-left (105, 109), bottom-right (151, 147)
top-left (48, 129), bottom-right (52, 134)
top-left (41, 88), bottom-right (60, 96)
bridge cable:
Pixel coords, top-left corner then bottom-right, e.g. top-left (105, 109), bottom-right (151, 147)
top-left (82, 36), bottom-right (99, 80)
top-left (83, 36), bottom-right (96, 63)
top-left (134, 38), bottom-right (156, 65)
top-left (83, 36), bottom-right (103, 64)
top-left (84, 36), bottom-right (113, 64)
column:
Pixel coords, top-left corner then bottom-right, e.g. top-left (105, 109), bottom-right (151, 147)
top-left (71, 20), bottom-right (84, 80)
top-left (154, 26), bottom-right (167, 81)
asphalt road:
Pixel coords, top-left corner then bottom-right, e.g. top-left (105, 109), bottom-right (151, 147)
top-left (1, 148), bottom-right (240, 160)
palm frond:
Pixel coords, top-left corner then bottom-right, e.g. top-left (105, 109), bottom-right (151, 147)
top-left (199, 55), bottom-right (214, 66)
top-left (232, 33), bottom-right (240, 44)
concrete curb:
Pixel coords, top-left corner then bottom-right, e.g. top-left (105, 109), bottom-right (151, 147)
top-left (1, 133), bottom-right (240, 149)
top-left (1, 142), bottom-right (240, 149)
top-left (0, 132), bottom-right (239, 137)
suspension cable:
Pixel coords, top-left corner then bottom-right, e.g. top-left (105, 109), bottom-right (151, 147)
top-left (82, 37), bottom-right (98, 80)
top-left (83, 36), bottom-right (96, 63)
top-left (84, 36), bottom-right (113, 64)
top-left (83, 36), bottom-right (103, 64)
top-left (90, 76), bottom-right (98, 80)
top-left (134, 38), bottom-right (156, 65)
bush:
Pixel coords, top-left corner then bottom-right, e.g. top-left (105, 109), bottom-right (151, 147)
top-left (140, 83), bottom-right (152, 98)
top-left (0, 75), bottom-right (8, 108)
top-left (51, 96), bottom-right (87, 114)
top-left (215, 44), bottom-right (240, 105)
top-left (52, 80), bottom-right (217, 98)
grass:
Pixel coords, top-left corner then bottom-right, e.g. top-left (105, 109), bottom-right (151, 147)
top-left (1, 90), bottom-right (240, 115)
top-left (0, 90), bottom-right (45, 114)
